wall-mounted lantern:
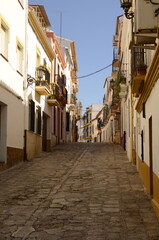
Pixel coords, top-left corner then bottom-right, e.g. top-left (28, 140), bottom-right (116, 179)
top-left (120, 0), bottom-right (134, 19)
top-left (36, 66), bottom-right (46, 80)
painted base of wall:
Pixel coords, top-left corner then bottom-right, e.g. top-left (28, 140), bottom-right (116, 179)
top-left (0, 147), bottom-right (23, 172)
top-left (138, 157), bottom-right (159, 219)
top-left (46, 140), bottom-right (51, 152)
top-left (132, 149), bottom-right (136, 165)
top-left (26, 130), bottom-right (42, 161)
top-left (51, 135), bottom-right (57, 147)
top-left (138, 157), bottom-right (150, 193)
top-left (152, 199), bottom-right (159, 219)
top-left (114, 130), bottom-right (121, 144)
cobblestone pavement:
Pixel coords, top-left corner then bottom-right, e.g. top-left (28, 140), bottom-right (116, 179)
top-left (0, 143), bottom-right (159, 240)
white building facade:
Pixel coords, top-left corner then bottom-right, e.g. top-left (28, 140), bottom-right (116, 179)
top-left (118, 0), bottom-right (159, 218)
top-left (0, 0), bottom-right (27, 168)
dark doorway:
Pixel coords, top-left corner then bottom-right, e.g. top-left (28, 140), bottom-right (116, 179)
top-left (149, 116), bottom-right (153, 196)
top-left (124, 131), bottom-right (126, 151)
top-left (42, 113), bottom-right (47, 151)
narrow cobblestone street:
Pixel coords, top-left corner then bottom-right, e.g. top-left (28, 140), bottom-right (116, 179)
top-left (0, 143), bottom-right (159, 240)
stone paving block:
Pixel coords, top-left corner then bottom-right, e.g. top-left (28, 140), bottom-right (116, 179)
top-left (12, 226), bottom-right (35, 238)
top-left (0, 143), bottom-right (159, 239)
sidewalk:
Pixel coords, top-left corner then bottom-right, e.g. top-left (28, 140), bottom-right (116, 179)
top-left (0, 143), bottom-right (159, 240)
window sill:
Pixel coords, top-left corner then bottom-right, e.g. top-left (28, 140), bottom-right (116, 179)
top-left (0, 53), bottom-right (9, 62)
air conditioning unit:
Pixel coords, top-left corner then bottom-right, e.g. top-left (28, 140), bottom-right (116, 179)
top-left (135, 0), bottom-right (159, 33)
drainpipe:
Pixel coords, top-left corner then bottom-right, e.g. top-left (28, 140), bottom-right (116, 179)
top-left (23, 0), bottom-right (28, 161)
top-left (130, 15), bottom-right (136, 164)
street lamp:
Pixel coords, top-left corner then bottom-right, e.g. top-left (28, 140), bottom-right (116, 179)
top-left (36, 66), bottom-right (46, 80)
top-left (27, 74), bottom-right (35, 86)
top-left (120, 0), bottom-right (134, 19)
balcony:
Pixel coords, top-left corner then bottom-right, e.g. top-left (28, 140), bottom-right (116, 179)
top-left (35, 65), bottom-right (51, 95)
top-left (71, 70), bottom-right (77, 84)
top-left (111, 102), bottom-right (120, 114)
top-left (47, 83), bottom-right (59, 106)
top-left (47, 94), bottom-right (60, 106)
top-left (119, 83), bottom-right (127, 98)
top-left (113, 35), bottom-right (118, 46)
top-left (112, 47), bottom-right (119, 66)
top-left (58, 91), bottom-right (67, 108)
top-left (73, 86), bottom-right (78, 93)
top-left (35, 80), bottom-right (51, 95)
top-left (132, 48), bottom-right (147, 96)
top-left (106, 100), bottom-right (120, 120)
top-left (67, 94), bottom-right (76, 110)
top-left (132, 71), bottom-right (145, 96)
top-left (53, 74), bottom-right (67, 108)
top-left (112, 47), bottom-right (120, 78)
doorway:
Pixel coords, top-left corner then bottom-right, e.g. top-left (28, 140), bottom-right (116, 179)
top-left (0, 103), bottom-right (7, 163)
top-left (42, 113), bottom-right (47, 151)
top-left (149, 116), bottom-right (153, 196)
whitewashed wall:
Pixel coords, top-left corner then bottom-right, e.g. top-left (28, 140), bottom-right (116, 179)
top-left (0, 0), bottom-right (27, 162)
top-left (137, 79), bottom-right (159, 176)
top-left (27, 23), bottom-right (52, 128)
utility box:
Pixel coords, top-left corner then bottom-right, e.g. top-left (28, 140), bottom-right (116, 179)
top-left (135, 0), bottom-right (159, 33)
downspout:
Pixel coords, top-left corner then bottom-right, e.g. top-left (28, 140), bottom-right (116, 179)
top-left (131, 13), bottom-right (136, 164)
top-left (23, 0), bottom-right (28, 161)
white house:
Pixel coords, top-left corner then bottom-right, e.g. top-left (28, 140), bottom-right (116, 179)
top-left (57, 37), bottom-right (79, 143)
top-left (0, 0), bottom-right (27, 168)
top-left (25, 5), bottom-right (55, 160)
top-left (118, 0), bottom-right (159, 218)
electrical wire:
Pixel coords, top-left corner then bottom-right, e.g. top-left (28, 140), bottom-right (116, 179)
top-left (77, 63), bottom-right (112, 79)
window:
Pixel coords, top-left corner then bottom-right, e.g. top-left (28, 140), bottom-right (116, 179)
top-left (0, 16), bottom-right (10, 59)
top-left (16, 40), bottom-right (24, 74)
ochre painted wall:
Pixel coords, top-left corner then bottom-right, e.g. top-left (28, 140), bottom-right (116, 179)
top-left (26, 130), bottom-right (42, 160)
top-left (138, 157), bottom-right (159, 219)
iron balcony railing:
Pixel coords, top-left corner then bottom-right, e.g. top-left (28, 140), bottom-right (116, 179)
top-left (133, 48), bottom-right (147, 75)
top-left (35, 80), bottom-right (50, 89)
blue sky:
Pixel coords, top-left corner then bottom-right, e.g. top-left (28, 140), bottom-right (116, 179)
top-left (28, 0), bottom-right (123, 111)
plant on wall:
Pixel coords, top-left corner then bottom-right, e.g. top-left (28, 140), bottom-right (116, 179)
top-left (113, 73), bottom-right (126, 98)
